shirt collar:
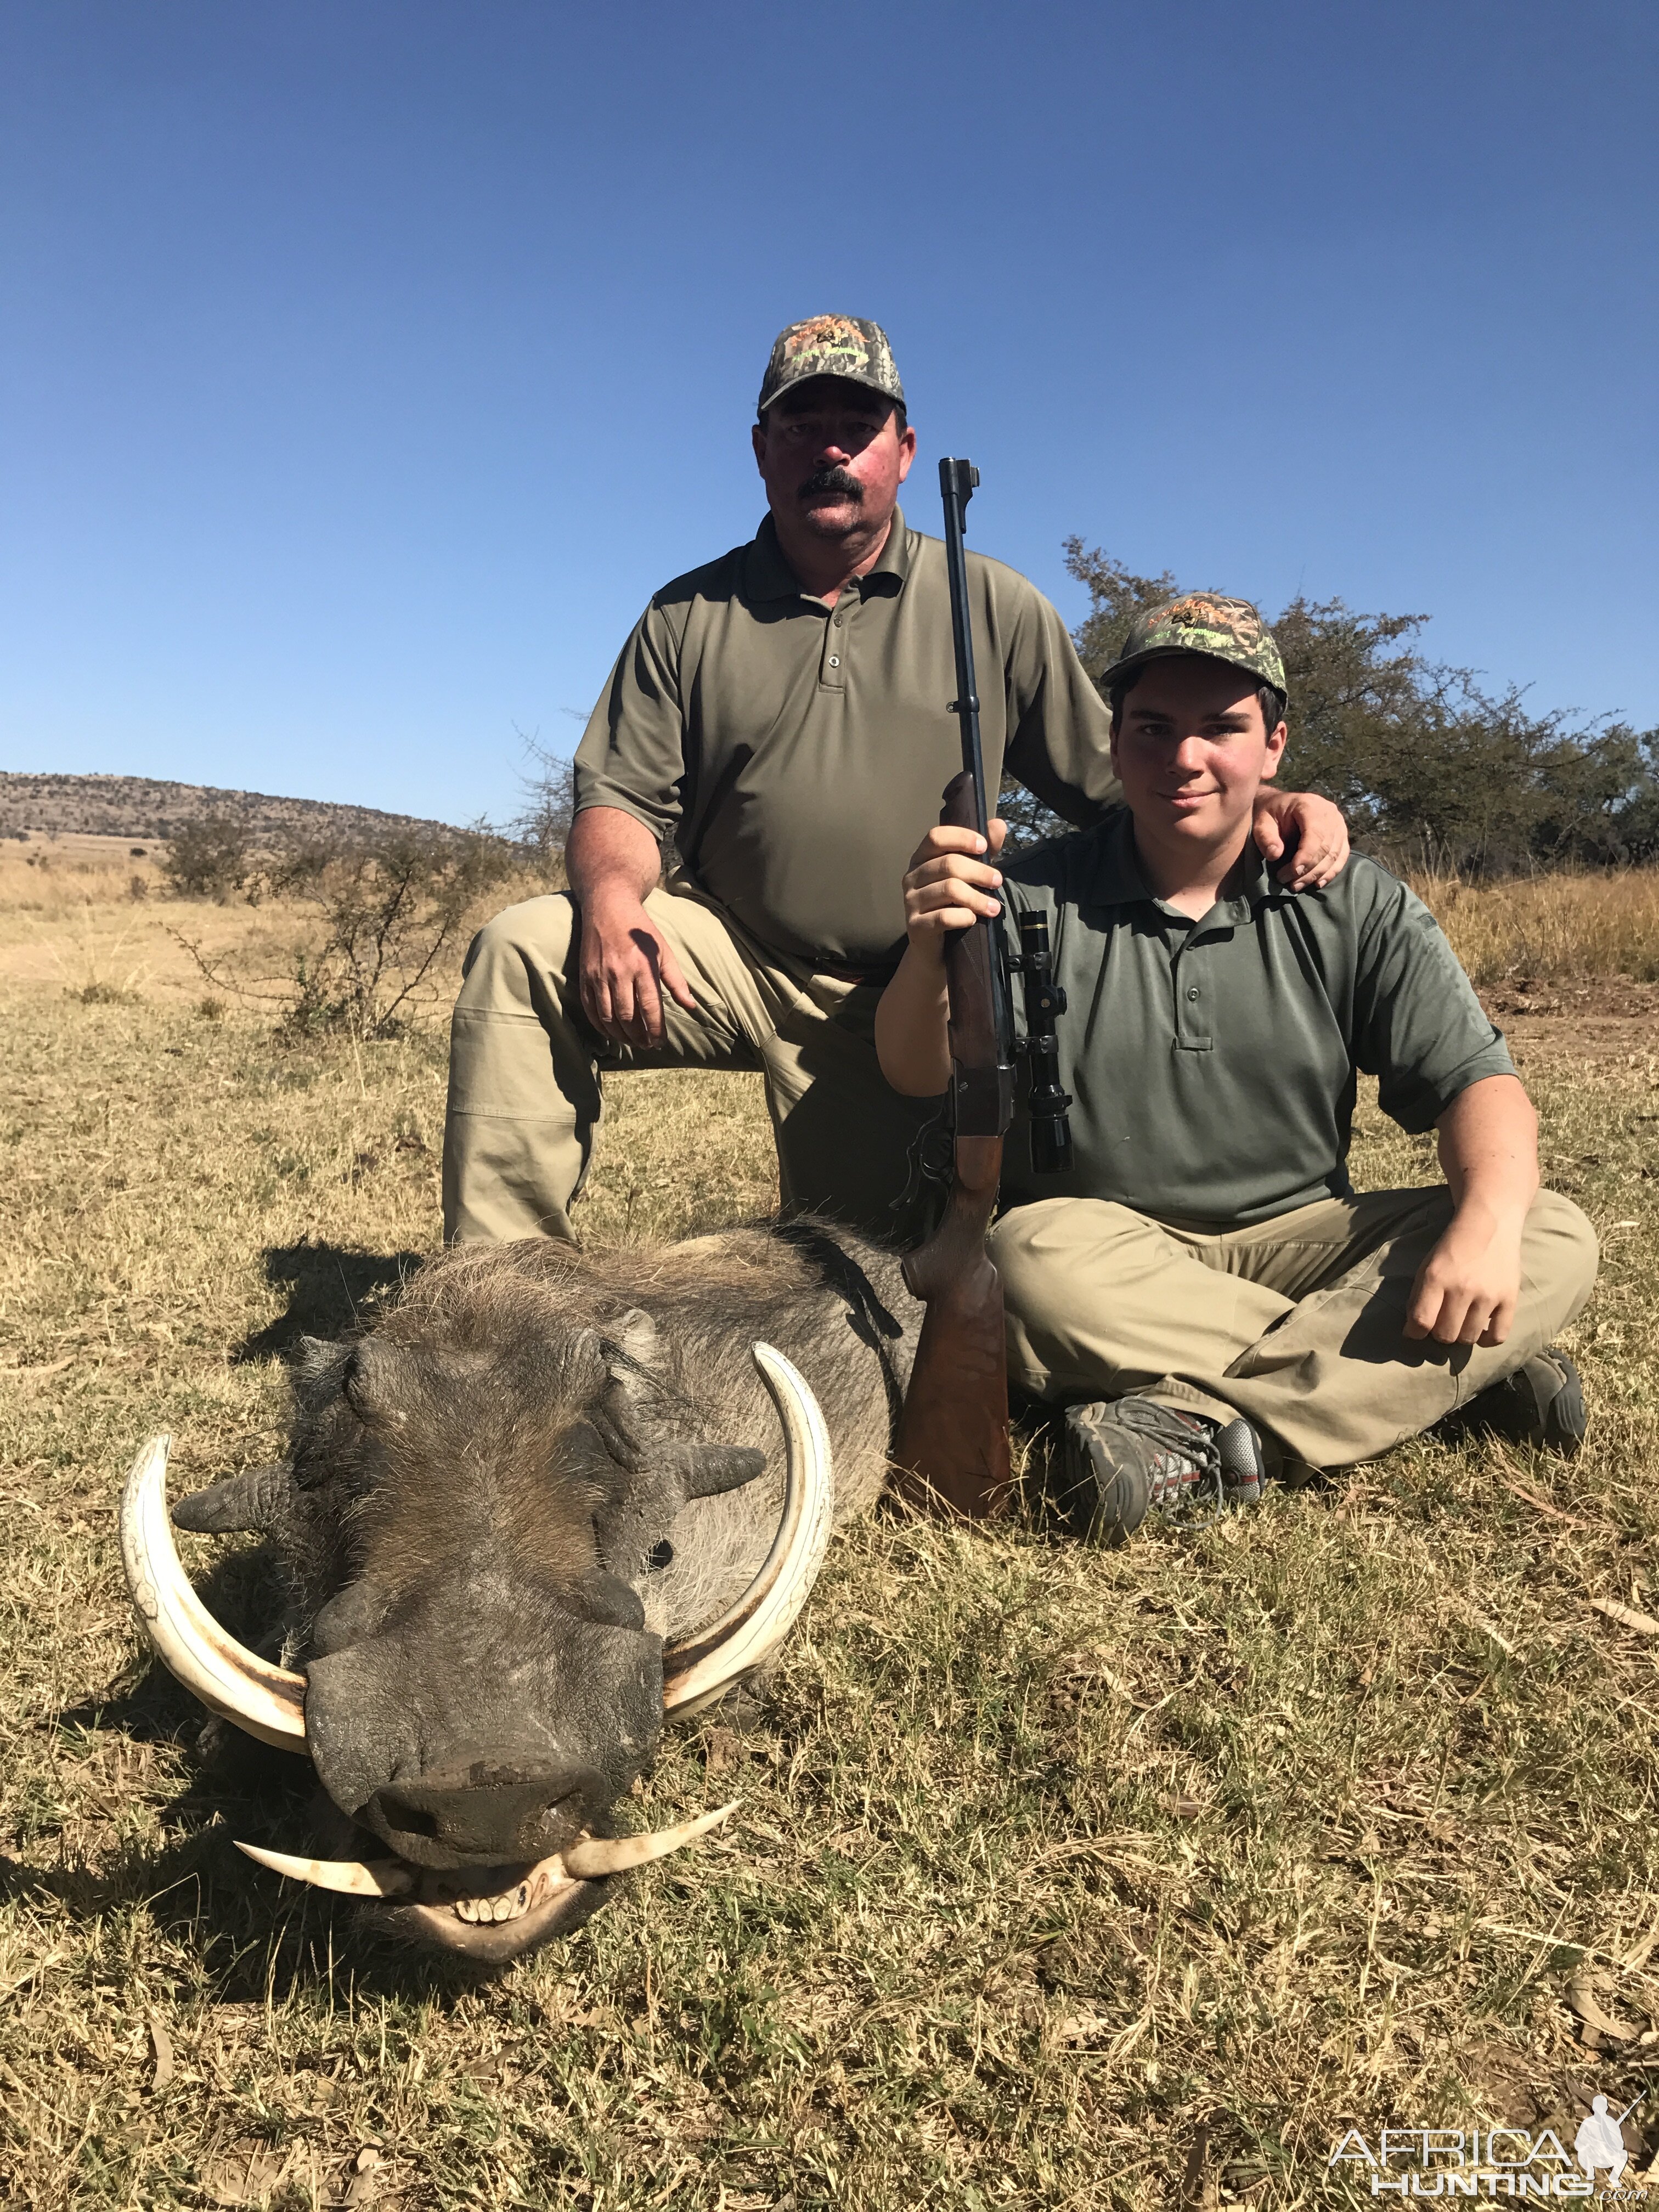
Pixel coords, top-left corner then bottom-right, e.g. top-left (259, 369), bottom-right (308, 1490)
top-left (1084, 812), bottom-right (1283, 922)
top-left (865, 505), bottom-right (911, 591)
top-left (744, 512), bottom-right (803, 601)
top-left (1082, 811), bottom-right (1154, 907)
top-left (744, 505), bottom-right (911, 604)
top-left (1234, 838), bottom-right (1279, 910)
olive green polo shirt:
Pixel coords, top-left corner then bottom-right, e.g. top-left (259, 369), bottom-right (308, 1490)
top-left (573, 506), bottom-right (1121, 972)
top-left (998, 816), bottom-right (1515, 1228)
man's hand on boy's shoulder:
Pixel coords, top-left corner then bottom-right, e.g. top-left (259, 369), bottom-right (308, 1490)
top-left (1251, 788), bottom-right (1348, 891)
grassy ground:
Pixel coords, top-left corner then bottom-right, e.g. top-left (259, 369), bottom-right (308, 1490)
top-left (2, 863), bottom-right (1657, 2208)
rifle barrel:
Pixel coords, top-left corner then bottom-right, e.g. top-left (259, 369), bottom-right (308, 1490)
top-left (935, 456), bottom-right (1014, 1138)
top-left (939, 458), bottom-right (990, 841)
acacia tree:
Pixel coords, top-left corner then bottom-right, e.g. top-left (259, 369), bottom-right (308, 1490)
top-left (1042, 540), bottom-right (1659, 872)
top-left (998, 545), bottom-right (1180, 847)
top-left (268, 825), bottom-right (518, 1038)
top-left (511, 740), bottom-right (575, 876)
top-left (174, 822), bottom-right (520, 1040)
top-left (160, 812), bottom-right (253, 899)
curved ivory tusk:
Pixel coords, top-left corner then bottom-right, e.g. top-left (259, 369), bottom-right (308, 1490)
top-left (120, 1435), bottom-right (309, 1752)
top-left (662, 1343), bottom-right (834, 1717)
top-left (562, 1799), bottom-right (738, 1878)
top-left (235, 1807), bottom-right (736, 1908)
top-left (235, 1841), bottom-right (413, 1898)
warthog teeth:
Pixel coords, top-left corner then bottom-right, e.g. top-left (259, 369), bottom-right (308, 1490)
top-left (235, 1842), bottom-right (413, 1898)
top-left (454, 1879), bottom-right (539, 1925)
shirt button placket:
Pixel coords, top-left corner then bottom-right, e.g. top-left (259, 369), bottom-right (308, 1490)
top-left (821, 604), bottom-right (847, 690)
top-left (1182, 963), bottom-right (1212, 1047)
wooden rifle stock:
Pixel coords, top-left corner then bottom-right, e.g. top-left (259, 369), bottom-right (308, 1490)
top-left (893, 774), bottom-right (1014, 1520)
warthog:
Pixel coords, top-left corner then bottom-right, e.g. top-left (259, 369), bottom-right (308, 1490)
top-left (122, 1222), bottom-right (917, 1963)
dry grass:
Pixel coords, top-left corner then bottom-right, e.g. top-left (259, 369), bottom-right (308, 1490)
top-left (2, 864), bottom-right (1658, 2208)
top-left (1414, 865), bottom-right (1659, 988)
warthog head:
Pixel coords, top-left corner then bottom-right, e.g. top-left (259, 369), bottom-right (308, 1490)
top-left (120, 1229), bottom-right (909, 1963)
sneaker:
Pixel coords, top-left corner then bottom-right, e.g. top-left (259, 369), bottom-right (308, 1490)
top-left (1443, 1347), bottom-right (1588, 1458)
top-left (1058, 1399), bottom-right (1266, 1547)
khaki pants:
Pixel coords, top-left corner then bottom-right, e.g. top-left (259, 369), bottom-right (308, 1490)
top-left (443, 877), bottom-right (940, 1246)
top-left (990, 1187), bottom-right (1598, 1471)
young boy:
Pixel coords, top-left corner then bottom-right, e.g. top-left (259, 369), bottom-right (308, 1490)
top-left (875, 594), bottom-right (1597, 1543)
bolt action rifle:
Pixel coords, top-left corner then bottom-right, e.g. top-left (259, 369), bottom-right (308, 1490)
top-left (894, 459), bottom-right (1073, 1517)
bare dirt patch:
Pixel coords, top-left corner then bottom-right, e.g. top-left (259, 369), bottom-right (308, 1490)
top-left (1482, 978), bottom-right (1659, 1067)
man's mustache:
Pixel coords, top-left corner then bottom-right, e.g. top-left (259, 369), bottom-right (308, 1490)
top-left (799, 466), bottom-right (862, 503)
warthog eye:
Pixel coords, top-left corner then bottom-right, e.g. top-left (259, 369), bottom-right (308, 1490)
top-left (645, 1539), bottom-right (674, 1572)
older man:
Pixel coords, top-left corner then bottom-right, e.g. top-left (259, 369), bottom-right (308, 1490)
top-left (444, 317), bottom-right (1350, 1247)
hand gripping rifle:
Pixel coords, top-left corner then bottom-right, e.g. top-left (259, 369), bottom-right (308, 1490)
top-left (894, 458), bottom-right (1072, 1517)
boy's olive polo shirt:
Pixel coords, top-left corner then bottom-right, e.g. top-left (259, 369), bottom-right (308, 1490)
top-left (573, 507), bottom-right (1122, 973)
top-left (999, 816), bottom-right (1514, 1228)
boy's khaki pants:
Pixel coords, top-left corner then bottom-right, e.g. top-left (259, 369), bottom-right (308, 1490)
top-left (443, 881), bottom-right (938, 1246)
top-left (989, 1187), bottom-right (1598, 1471)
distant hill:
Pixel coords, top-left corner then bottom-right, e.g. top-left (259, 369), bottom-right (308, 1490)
top-left (0, 772), bottom-right (456, 844)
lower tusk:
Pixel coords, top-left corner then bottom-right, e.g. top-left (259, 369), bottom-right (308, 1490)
top-left (561, 1799), bottom-right (738, 1879)
top-left (235, 1842), bottom-right (413, 1898)
top-left (662, 1343), bottom-right (833, 1717)
top-left (120, 1435), bottom-right (309, 1752)
top-left (235, 1807), bottom-right (736, 1909)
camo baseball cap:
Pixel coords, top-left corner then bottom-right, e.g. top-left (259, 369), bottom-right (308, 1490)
top-left (758, 314), bottom-right (905, 417)
top-left (1102, 592), bottom-right (1288, 699)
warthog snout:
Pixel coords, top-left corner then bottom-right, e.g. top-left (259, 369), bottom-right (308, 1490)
top-left (368, 1755), bottom-right (610, 1865)
top-left (304, 1572), bottom-right (665, 1869)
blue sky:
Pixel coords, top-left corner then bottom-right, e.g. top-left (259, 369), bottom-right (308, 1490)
top-left (3, 1), bottom-right (1655, 828)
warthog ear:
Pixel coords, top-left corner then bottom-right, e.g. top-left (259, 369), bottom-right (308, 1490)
top-left (290, 1334), bottom-right (362, 1430)
top-left (171, 1463), bottom-right (292, 1534)
top-left (590, 1314), bottom-right (668, 1471)
top-left (609, 1311), bottom-right (659, 1374)
top-left (592, 1317), bottom-right (769, 1501)
top-left (340, 1341), bottom-right (406, 1426)
top-left (290, 1333), bottom-right (347, 1395)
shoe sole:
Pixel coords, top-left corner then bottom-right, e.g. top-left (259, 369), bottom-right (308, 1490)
top-left (1539, 1356), bottom-right (1586, 1457)
top-left (1441, 1351), bottom-right (1588, 1459)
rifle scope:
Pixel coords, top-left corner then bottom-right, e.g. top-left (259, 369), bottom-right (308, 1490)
top-left (1014, 910), bottom-right (1073, 1176)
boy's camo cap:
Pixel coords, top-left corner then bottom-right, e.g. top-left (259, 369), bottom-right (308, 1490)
top-left (1103, 592), bottom-right (1288, 699)
top-left (758, 315), bottom-right (905, 416)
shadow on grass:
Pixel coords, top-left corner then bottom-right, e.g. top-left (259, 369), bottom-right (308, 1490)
top-left (14, 1715), bottom-right (514, 2000)
top-left (0, 1808), bottom-right (510, 2002)
top-left (30, 1545), bottom-right (568, 1997)
top-left (235, 1237), bottom-right (426, 1362)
